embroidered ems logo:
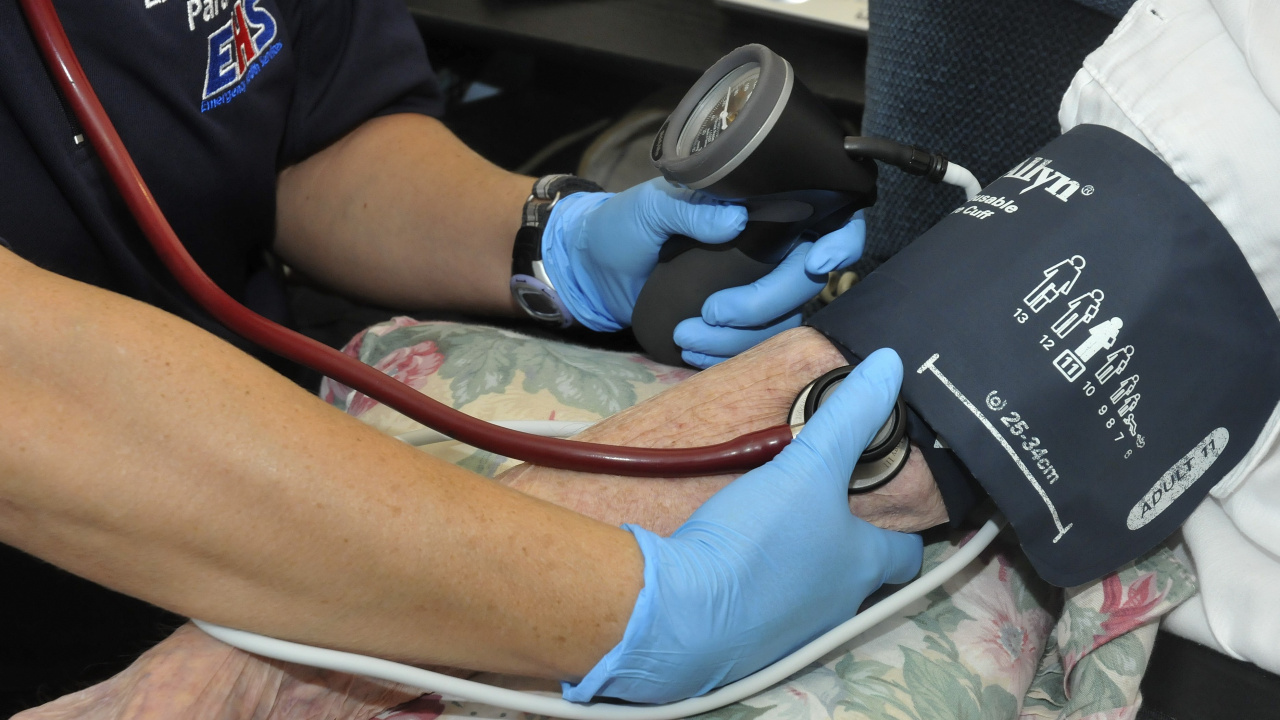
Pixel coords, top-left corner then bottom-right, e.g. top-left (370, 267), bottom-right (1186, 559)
top-left (201, 0), bottom-right (282, 110)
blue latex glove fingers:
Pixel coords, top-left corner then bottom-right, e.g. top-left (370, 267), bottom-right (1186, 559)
top-left (779, 347), bottom-right (902, 490)
top-left (679, 211), bottom-right (864, 357)
top-left (699, 210), bottom-right (865, 327)
top-left (566, 349), bottom-right (923, 704)
top-left (768, 349), bottom-right (924, 583)
top-left (722, 348), bottom-right (904, 513)
top-left (804, 209), bottom-right (866, 275)
top-left (674, 312), bottom-right (803, 368)
top-left (630, 179), bottom-right (748, 248)
top-left (698, 241), bottom-right (824, 328)
top-left (543, 178), bottom-right (747, 331)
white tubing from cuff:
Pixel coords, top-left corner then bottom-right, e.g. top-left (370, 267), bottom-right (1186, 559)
top-left (195, 515), bottom-right (1004, 720)
top-left (943, 163), bottom-right (982, 200)
top-left (396, 420), bottom-right (595, 447)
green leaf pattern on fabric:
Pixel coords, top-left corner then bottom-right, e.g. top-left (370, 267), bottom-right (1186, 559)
top-left (455, 448), bottom-right (511, 479)
top-left (901, 646), bottom-right (985, 720)
top-left (834, 656), bottom-right (916, 719)
top-left (332, 319), bottom-right (655, 414)
top-left (512, 339), bottom-right (653, 415)
top-left (434, 330), bottom-right (524, 408)
top-left (691, 701), bottom-right (778, 720)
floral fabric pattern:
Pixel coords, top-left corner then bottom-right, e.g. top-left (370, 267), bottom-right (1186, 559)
top-left (323, 319), bottom-right (1196, 720)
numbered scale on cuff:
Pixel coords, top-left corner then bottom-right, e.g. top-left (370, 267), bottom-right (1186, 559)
top-left (789, 366), bottom-right (911, 493)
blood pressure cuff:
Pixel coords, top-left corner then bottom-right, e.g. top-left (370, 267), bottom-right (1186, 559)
top-left (808, 124), bottom-right (1280, 586)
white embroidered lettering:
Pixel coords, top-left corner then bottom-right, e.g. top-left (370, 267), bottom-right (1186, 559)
top-left (187, 0), bottom-right (201, 30)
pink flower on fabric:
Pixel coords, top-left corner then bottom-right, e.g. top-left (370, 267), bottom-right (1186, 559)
top-left (341, 328), bottom-right (371, 358)
top-left (347, 340), bottom-right (445, 417)
top-left (371, 693), bottom-right (445, 720)
top-left (323, 319), bottom-right (427, 407)
top-left (1096, 573), bottom-right (1167, 645)
top-left (320, 378), bottom-right (344, 406)
top-left (951, 556), bottom-right (1053, 691)
top-left (367, 315), bottom-right (422, 338)
top-left (319, 329), bottom-right (371, 405)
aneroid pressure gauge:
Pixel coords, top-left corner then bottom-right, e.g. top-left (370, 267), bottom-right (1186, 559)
top-left (674, 61), bottom-right (761, 160)
top-left (633, 44), bottom-right (878, 366)
top-left (790, 366), bottom-right (911, 493)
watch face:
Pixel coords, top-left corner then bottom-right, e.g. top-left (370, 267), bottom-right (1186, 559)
top-left (676, 63), bottom-right (761, 158)
top-left (511, 273), bottom-right (571, 327)
top-left (516, 287), bottom-right (557, 317)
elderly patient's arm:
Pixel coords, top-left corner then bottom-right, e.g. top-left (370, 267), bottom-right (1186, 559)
top-left (500, 326), bottom-right (950, 535)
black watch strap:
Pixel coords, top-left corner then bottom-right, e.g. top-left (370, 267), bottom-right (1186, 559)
top-left (510, 174), bottom-right (604, 327)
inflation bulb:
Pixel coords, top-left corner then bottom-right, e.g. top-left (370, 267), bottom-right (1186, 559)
top-left (637, 44), bottom-right (877, 366)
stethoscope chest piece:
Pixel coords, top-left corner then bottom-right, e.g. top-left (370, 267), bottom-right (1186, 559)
top-left (789, 365), bottom-right (911, 493)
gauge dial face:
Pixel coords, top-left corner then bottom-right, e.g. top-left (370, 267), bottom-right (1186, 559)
top-left (676, 63), bottom-right (761, 157)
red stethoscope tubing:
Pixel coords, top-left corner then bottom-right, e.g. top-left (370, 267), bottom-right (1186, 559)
top-left (18, 0), bottom-right (794, 476)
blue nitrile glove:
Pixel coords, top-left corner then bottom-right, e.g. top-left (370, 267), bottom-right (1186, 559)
top-left (541, 177), bottom-right (748, 332)
top-left (541, 178), bottom-right (865, 355)
top-left (674, 210), bottom-right (866, 368)
top-left (562, 348), bottom-right (923, 704)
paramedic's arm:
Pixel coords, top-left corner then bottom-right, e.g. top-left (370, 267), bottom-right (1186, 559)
top-left (271, 113), bottom-right (861, 363)
top-left (502, 326), bottom-right (951, 535)
top-left (273, 113), bottom-right (529, 315)
top-left (14, 329), bottom-right (935, 720)
top-left (0, 247), bottom-right (633, 679)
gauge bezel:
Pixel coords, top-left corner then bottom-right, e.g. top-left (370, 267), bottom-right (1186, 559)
top-left (652, 44), bottom-right (793, 191)
top-left (674, 62), bottom-right (762, 158)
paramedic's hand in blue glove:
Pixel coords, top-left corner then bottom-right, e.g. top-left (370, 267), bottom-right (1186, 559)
top-left (673, 210), bottom-right (865, 368)
top-left (541, 178), bottom-right (865, 366)
top-left (562, 348), bottom-right (924, 704)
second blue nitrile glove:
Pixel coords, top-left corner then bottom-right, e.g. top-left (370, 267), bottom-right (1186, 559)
top-left (542, 178), bottom-right (864, 365)
top-left (541, 177), bottom-right (747, 332)
top-left (674, 210), bottom-right (865, 368)
top-left (562, 349), bottom-right (924, 705)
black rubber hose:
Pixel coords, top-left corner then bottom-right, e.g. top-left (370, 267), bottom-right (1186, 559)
top-left (843, 136), bottom-right (949, 183)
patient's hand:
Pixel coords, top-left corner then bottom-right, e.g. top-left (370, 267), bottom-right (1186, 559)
top-left (500, 327), bottom-right (949, 535)
top-left (12, 623), bottom-right (430, 720)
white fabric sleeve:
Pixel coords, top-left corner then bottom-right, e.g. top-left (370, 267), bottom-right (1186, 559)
top-left (1059, 0), bottom-right (1280, 674)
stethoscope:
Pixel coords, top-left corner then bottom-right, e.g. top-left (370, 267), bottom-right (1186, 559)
top-left (19, 1), bottom-right (999, 715)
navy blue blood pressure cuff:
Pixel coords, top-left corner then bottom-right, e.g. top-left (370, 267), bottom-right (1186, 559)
top-left (808, 124), bottom-right (1280, 586)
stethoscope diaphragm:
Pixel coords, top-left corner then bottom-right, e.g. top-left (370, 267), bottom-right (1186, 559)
top-left (788, 365), bottom-right (911, 493)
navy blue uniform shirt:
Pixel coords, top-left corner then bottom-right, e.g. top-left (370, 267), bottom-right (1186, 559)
top-left (0, 0), bottom-right (442, 346)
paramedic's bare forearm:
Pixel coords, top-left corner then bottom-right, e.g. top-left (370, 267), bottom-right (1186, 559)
top-left (0, 249), bottom-right (634, 680)
top-left (502, 327), bottom-right (950, 535)
top-left (274, 114), bottom-right (530, 315)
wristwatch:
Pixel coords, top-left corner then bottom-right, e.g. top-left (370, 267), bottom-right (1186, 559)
top-left (510, 174), bottom-right (604, 327)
